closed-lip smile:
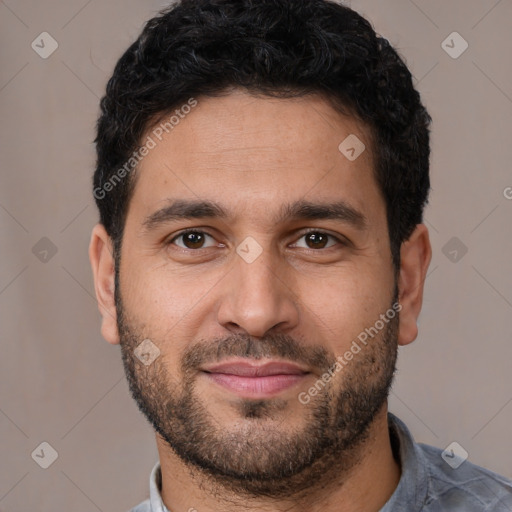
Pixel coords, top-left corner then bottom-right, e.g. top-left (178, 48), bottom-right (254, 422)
top-left (201, 359), bottom-right (310, 398)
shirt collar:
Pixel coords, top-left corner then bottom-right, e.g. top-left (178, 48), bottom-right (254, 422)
top-left (380, 412), bottom-right (430, 511)
top-left (149, 459), bottom-right (170, 512)
top-left (148, 413), bottom-right (429, 512)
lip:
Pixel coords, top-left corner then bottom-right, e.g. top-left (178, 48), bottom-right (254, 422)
top-left (201, 359), bottom-right (310, 398)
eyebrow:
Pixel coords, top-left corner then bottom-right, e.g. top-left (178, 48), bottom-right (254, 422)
top-left (141, 198), bottom-right (368, 233)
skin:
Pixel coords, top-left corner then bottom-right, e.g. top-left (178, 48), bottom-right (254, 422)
top-left (89, 89), bottom-right (431, 512)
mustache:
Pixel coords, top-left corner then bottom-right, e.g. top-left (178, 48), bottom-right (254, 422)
top-left (181, 332), bottom-right (334, 374)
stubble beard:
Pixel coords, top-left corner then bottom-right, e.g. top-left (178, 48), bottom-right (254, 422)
top-left (115, 274), bottom-right (398, 499)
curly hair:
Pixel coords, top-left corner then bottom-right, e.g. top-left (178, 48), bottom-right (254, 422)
top-left (93, 0), bottom-right (431, 272)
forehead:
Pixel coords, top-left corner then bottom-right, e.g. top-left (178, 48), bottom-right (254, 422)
top-left (126, 90), bottom-right (383, 229)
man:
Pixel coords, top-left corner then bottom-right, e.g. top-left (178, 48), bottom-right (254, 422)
top-left (89, 0), bottom-right (512, 510)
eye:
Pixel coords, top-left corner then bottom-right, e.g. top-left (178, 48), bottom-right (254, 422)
top-left (168, 230), bottom-right (218, 250)
top-left (167, 229), bottom-right (344, 252)
top-left (291, 230), bottom-right (343, 250)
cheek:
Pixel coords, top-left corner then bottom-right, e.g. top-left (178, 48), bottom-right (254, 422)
top-left (120, 259), bottom-right (224, 341)
top-left (299, 266), bottom-right (392, 352)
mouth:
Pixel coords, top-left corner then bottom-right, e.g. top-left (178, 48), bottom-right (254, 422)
top-left (201, 359), bottom-right (311, 398)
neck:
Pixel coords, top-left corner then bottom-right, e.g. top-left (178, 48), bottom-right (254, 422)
top-left (156, 406), bottom-right (400, 512)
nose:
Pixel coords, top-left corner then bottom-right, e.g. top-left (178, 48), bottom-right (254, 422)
top-left (216, 247), bottom-right (300, 338)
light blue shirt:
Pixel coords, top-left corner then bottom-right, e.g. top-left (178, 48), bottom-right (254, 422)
top-left (129, 413), bottom-right (512, 511)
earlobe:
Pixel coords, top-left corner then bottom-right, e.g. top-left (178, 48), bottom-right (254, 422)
top-left (397, 224), bottom-right (432, 346)
top-left (88, 223), bottom-right (120, 345)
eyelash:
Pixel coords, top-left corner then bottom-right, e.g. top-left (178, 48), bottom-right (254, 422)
top-left (167, 228), bottom-right (346, 252)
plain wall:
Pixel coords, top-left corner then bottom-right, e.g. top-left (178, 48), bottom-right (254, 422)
top-left (1, 0), bottom-right (511, 510)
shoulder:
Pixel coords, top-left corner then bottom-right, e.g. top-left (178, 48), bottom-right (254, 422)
top-left (419, 443), bottom-right (512, 511)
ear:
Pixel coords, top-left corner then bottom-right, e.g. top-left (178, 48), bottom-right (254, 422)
top-left (397, 224), bottom-right (432, 346)
top-left (88, 223), bottom-right (120, 345)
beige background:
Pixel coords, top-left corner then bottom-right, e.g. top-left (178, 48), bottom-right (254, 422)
top-left (1, 0), bottom-right (511, 510)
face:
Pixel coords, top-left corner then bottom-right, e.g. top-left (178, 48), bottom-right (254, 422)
top-left (113, 90), bottom-right (399, 495)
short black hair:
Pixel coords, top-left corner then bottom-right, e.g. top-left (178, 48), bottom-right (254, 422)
top-left (93, 0), bottom-right (431, 272)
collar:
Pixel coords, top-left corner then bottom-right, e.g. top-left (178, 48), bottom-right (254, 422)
top-left (380, 413), bottom-right (430, 511)
top-left (148, 458), bottom-right (170, 512)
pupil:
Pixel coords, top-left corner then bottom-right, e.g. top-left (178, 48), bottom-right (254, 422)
top-left (308, 233), bottom-right (326, 248)
top-left (186, 232), bottom-right (203, 248)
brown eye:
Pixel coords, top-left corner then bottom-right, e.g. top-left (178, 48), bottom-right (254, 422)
top-left (305, 232), bottom-right (329, 249)
top-left (169, 230), bottom-right (216, 250)
top-left (292, 231), bottom-right (341, 250)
